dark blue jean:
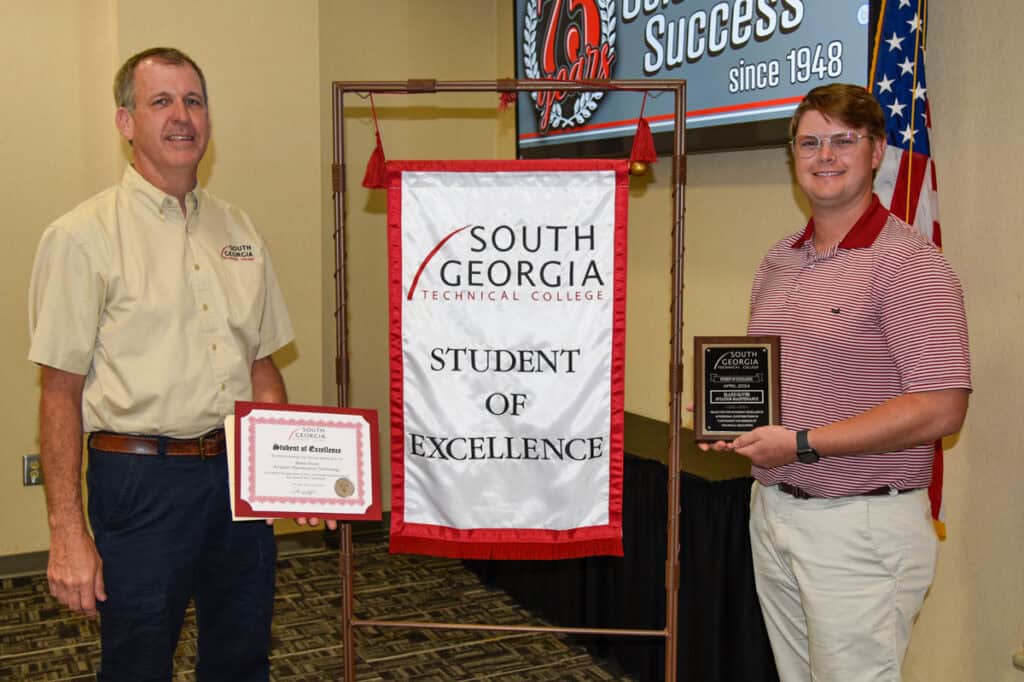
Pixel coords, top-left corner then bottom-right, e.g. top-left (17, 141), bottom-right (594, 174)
top-left (87, 437), bottom-right (276, 682)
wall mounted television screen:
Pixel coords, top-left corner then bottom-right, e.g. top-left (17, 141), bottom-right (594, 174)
top-left (514, 0), bottom-right (879, 156)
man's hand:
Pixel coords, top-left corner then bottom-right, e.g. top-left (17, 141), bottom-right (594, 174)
top-left (48, 527), bottom-right (106, 618)
top-left (265, 517), bottom-right (338, 531)
top-left (697, 439), bottom-right (734, 453)
top-left (295, 517), bottom-right (338, 531)
top-left (730, 425), bottom-right (797, 468)
top-left (688, 401), bottom-right (736, 453)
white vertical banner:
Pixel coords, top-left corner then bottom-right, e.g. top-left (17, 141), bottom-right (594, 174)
top-left (387, 160), bottom-right (628, 559)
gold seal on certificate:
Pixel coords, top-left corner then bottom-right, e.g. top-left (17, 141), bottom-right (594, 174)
top-left (694, 336), bottom-right (781, 442)
top-left (229, 402), bottom-right (382, 521)
top-left (334, 477), bottom-right (355, 498)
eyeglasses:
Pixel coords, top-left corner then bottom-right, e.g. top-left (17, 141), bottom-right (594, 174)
top-left (791, 132), bottom-right (871, 158)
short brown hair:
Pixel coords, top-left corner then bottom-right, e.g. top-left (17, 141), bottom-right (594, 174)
top-left (113, 47), bottom-right (207, 111)
top-left (789, 83), bottom-right (885, 140)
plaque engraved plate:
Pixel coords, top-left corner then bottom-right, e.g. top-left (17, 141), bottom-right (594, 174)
top-left (694, 336), bottom-right (780, 442)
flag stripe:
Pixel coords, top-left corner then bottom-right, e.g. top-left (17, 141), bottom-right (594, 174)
top-left (891, 149), bottom-right (927, 224)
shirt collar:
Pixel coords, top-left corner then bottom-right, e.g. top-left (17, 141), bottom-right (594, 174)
top-left (791, 194), bottom-right (887, 250)
top-left (120, 165), bottom-right (201, 218)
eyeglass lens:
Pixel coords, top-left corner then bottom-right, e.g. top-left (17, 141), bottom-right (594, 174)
top-left (794, 132), bottom-right (863, 157)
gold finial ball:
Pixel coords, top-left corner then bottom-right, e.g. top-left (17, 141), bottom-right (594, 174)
top-left (629, 161), bottom-right (648, 176)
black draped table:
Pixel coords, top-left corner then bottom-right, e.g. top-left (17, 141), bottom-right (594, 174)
top-left (466, 439), bottom-right (779, 681)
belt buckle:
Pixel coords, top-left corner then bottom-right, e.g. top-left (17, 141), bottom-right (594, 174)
top-left (198, 432), bottom-right (210, 459)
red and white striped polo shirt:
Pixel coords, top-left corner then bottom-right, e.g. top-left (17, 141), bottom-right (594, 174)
top-left (747, 195), bottom-right (971, 497)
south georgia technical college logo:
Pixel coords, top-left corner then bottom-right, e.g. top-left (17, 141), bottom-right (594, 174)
top-left (407, 222), bottom-right (609, 306)
top-left (523, 0), bottom-right (617, 135)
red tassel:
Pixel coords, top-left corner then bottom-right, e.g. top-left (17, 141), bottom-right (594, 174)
top-left (630, 117), bottom-right (657, 164)
top-left (498, 92), bottom-right (517, 112)
top-left (362, 94), bottom-right (387, 189)
top-left (362, 131), bottom-right (387, 189)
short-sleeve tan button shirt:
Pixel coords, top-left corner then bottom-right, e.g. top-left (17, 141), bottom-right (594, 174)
top-left (29, 166), bottom-right (294, 438)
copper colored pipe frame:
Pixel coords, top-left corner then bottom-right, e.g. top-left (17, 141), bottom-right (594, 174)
top-left (331, 79), bottom-right (687, 681)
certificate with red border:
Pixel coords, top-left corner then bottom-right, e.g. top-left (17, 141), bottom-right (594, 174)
top-left (232, 402), bottom-right (381, 520)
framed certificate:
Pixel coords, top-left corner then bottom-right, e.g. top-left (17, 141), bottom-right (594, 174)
top-left (231, 402), bottom-right (381, 521)
top-left (694, 336), bottom-right (781, 442)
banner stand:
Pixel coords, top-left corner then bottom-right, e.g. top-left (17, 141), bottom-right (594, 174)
top-left (331, 78), bottom-right (687, 681)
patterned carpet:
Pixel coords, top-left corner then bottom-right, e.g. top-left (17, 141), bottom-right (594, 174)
top-left (0, 531), bottom-right (633, 681)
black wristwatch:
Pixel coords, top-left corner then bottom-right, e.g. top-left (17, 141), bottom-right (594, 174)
top-left (795, 430), bottom-right (820, 464)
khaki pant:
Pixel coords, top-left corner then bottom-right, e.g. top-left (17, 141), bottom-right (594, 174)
top-left (750, 482), bottom-right (937, 682)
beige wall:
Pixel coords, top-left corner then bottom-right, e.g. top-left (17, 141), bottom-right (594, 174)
top-left (4, 1), bottom-right (1023, 678)
top-left (3, 0), bottom-right (120, 556)
top-left (904, 1), bottom-right (1024, 679)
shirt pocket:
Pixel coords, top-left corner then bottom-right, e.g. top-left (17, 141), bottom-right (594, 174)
top-left (218, 257), bottom-right (267, 350)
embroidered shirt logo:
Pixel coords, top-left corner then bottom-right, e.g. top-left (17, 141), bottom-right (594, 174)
top-left (221, 244), bottom-right (255, 261)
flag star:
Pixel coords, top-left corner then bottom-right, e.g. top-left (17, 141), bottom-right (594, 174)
top-left (913, 83), bottom-right (927, 101)
top-left (908, 13), bottom-right (923, 33)
top-left (887, 98), bottom-right (906, 118)
top-left (899, 56), bottom-right (915, 75)
top-left (900, 124), bottom-right (918, 144)
top-left (877, 74), bottom-right (895, 93)
top-left (898, 0), bottom-right (911, 7)
top-left (886, 32), bottom-right (905, 52)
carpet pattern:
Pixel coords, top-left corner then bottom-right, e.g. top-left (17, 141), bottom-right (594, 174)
top-left (0, 532), bottom-right (633, 681)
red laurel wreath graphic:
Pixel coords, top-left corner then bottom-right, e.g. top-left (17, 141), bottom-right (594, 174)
top-left (523, 0), bottom-right (617, 135)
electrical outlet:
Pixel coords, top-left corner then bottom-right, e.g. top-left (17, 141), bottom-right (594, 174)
top-left (22, 454), bottom-right (43, 486)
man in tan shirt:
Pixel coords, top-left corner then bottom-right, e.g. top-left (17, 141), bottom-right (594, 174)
top-left (29, 47), bottom-right (293, 681)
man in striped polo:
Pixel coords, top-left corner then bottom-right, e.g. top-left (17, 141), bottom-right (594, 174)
top-left (722, 84), bottom-right (971, 680)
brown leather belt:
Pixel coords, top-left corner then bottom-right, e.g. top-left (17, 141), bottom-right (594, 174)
top-left (90, 429), bottom-right (226, 457)
top-left (778, 482), bottom-right (918, 500)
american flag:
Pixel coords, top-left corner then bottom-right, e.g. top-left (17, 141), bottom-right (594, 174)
top-left (869, 0), bottom-right (947, 537)
top-left (871, 0), bottom-right (939, 243)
